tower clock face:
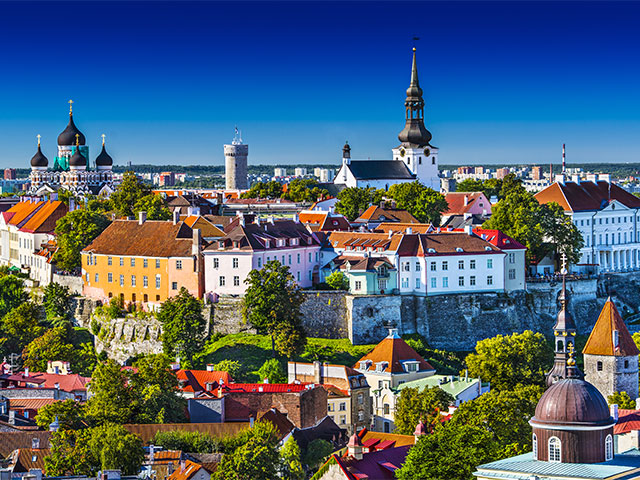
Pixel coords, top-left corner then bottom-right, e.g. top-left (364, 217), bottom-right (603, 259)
top-left (399, 148), bottom-right (406, 157)
top-left (423, 148), bottom-right (430, 156)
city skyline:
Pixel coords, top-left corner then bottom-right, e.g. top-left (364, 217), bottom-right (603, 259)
top-left (2, 1), bottom-right (640, 168)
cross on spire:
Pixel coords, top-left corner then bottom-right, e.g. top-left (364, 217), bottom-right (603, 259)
top-left (561, 252), bottom-right (568, 275)
top-left (68, 99), bottom-right (73, 115)
top-left (101, 134), bottom-right (106, 146)
top-left (75, 133), bottom-right (80, 147)
top-left (36, 134), bottom-right (41, 147)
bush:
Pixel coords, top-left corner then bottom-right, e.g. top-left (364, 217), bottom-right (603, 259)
top-left (325, 271), bottom-right (349, 291)
top-left (257, 358), bottom-right (287, 384)
top-left (212, 360), bottom-right (242, 381)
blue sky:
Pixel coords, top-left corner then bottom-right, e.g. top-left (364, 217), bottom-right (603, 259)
top-left (2, 1), bottom-right (640, 168)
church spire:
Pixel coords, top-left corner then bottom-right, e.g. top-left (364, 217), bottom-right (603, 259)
top-left (397, 48), bottom-right (432, 147)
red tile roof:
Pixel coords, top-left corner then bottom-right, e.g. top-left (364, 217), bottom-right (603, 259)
top-left (355, 331), bottom-right (434, 374)
top-left (176, 369), bottom-right (231, 393)
top-left (396, 232), bottom-right (502, 257)
top-left (535, 181), bottom-right (640, 212)
top-left (221, 383), bottom-right (314, 394)
top-left (471, 229), bottom-right (526, 250)
top-left (444, 192), bottom-right (490, 215)
top-left (167, 460), bottom-right (206, 480)
top-left (583, 298), bottom-right (640, 356)
top-left (614, 409), bottom-right (640, 435)
top-left (356, 206), bottom-right (419, 224)
top-left (29, 372), bottom-right (90, 392)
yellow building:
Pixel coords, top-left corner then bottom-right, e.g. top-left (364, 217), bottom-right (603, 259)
top-left (81, 213), bottom-right (204, 308)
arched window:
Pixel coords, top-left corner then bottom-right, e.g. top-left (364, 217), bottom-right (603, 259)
top-left (383, 404), bottom-right (390, 415)
top-left (557, 339), bottom-right (564, 352)
top-left (597, 361), bottom-right (603, 371)
top-left (549, 437), bottom-right (561, 462)
top-left (605, 434), bottom-right (613, 461)
top-left (532, 434), bottom-right (538, 458)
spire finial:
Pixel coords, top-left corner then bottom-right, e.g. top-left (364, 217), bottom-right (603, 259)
top-left (68, 99), bottom-right (73, 115)
top-left (410, 48), bottom-right (419, 87)
top-left (37, 134), bottom-right (41, 147)
top-left (75, 134), bottom-right (80, 147)
top-left (101, 134), bottom-right (106, 146)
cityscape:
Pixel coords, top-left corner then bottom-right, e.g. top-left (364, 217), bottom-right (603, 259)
top-left (1, 1), bottom-right (640, 480)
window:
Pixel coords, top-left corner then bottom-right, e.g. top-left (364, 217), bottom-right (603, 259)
top-left (282, 255), bottom-right (286, 264)
top-left (532, 434), bottom-right (538, 458)
top-left (120, 275), bottom-right (124, 286)
top-left (509, 269), bottom-right (516, 280)
top-left (232, 258), bottom-right (238, 268)
top-left (403, 262), bottom-right (410, 272)
top-left (358, 393), bottom-right (364, 405)
top-left (597, 361), bottom-right (603, 371)
top-left (339, 402), bottom-right (346, 411)
top-left (219, 276), bottom-right (226, 287)
top-left (625, 360), bottom-right (630, 368)
top-left (131, 275), bottom-right (136, 287)
top-left (172, 282), bottom-right (178, 290)
top-left (487, 259), bottom-right (493, 269)
top-left (383, 404), bottom-right (390, 415)
top-left (442, 261), bottom-right (448, 271)
top-left (85, 273), bottom-right (89, 283)
top-left (143, 258), bottom-right (148, 268)
top-left (297, 271), bottom-right (301, 282)
top-left (443, 277), bottom-right (449, 288)
top-left (143, 276), bottom-right (148, 287)
top-left (120, 257), bottom-right (124, 266)
top-left (458, 276), bottom-right (464, 287)
top-left (108, 256), bottom-right (112, 266)
top-left (297, 253), bottom-right (301, 263)
top-left (328, 403), bottom-right (334, 412)
top-left (108, 273), bottom-right (113, 283)
top-left (430, 262), bottom-right (436, 271)
top-left (355, 281), bottom-right (362, 291)
top-left (548, 437), bottom-right (561, 462)
top-left (211, 258), bottom-right (219, 269)
top-left (257, 258), bottom-right (262, 268)
top-left (95, 273), bottom-right (99, 283)
top-left (402, 277), bottom-right (409, 288)
top-left (470, 276), bottom-right (476, 286)
top-left (340, 415), bottom-right (346, 425)
top-left (143, 294), bottom-right (148, 302)
top-left (430, 278), bottom-right (436, 288)
top-left (470, 260), bottom-right (476, 269)
top-left (234, 276), bottom-right (240, 286)
top-left (309, 252), bottom-right (312, 262)
top-left (176, 260), bottom-right (182, 270)
top-left (605, 434), bottom-right (613, 461)
top-left (458, 260), bottom-right (464, 269)
top-left (156, 275), bottom-right (161, 289)
top-left (487, 275), bottom-right (493, 285)
top-left (131, 258), bottom-right (135, 267)
top-left (288, 255), bottom-right (292, 265)
top-left (358, 410), bottom-right (364, 421)
top-left (415, 262), bottom-right (420, 271)
top-left (509, 253), bottom-right (516, 264)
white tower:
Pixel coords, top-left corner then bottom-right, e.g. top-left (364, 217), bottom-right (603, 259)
top-left (224, 128), bottom-right (248, 190)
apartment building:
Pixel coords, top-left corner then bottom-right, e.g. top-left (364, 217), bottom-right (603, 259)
top-left (81, 212), bottom-right (203, 307)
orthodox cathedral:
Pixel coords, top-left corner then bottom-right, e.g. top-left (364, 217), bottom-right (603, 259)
top-left (29, 101), bottom-right (114, 196)
top-left (334, 48), bottom-right (440, 191)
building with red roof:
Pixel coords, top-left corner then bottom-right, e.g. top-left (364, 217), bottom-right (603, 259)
top-left (443, 191), bottom-right (491, 217)
top-left (176, 367), bottom-right (231, 398)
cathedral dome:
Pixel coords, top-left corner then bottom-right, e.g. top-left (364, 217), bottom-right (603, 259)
top-left (57, 113), bottom-right (86, 146)
top-left (69, 146), bottom-right (87, 168)
top-left (30, 144), bottom-right (48, 168)
top-left (95, 144), bottom-right (113, 167)
top-left (532, 377), bottom-right (613, 427)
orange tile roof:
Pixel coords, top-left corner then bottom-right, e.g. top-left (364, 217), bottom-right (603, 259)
top-left (9, 398), bottom-right (59, 410)
top-left (326, 231), bottom-right (403, 251)
top-left (375, 222), bottom-right (433, 234)
top-left (355, 331), bottom-right (434, 374)
top-left (357, 428), bottom-right (415, 447)
top-left (535, 181), bottom-right (640, 212)
top-left (5, 201), bottom-right (44, 227)
top-left (176, 369), bottom-right (231, 393)
top-left (168, 460), bottom-right (206, 480)
top-left (20, 201), bottom-right (67, 233)
top-left (179, 215), bottom-right (224, 238)
top-left (356, 206), bottom-right (419, 224)
top-left (583, 298), bottom-right (640, 356)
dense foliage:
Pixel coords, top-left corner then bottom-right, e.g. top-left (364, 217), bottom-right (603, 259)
top-left (54, 208), bottom-right (110, 271)
top-left (335, 187), bottom-right (384, 221)
top-left (394, 386), bottom-right (455, 435)
top-left (325, 271), bottom-right (349, 290)
top-left (387, 181), bottom-right (449, 224)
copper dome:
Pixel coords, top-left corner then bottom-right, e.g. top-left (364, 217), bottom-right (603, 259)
top-left (532, 378), bottom-right (613, 428)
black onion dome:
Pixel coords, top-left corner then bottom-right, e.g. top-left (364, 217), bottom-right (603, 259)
top-left (30, 145), bottom-right (48, 168)
top-left (532, 378), bottom-right (613, 427)
top-left (95, 144), bottom-right (113, 166)
top-left (69, 146), bottom-right (87, 168)
top-left (57, 114), bottom-right (86, 146)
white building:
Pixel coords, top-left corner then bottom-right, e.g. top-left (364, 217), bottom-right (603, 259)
top-left (202, 215), bottom-right (322, 296)
top-left (536, 177), bottom-right (640, 273)
top-left (334, 48), bottom-right (440, 191)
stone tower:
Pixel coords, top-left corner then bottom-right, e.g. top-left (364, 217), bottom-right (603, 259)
top-left (583, 298), bottom-right (640, 400)
top-left (224, 128), bottom-right (248, 190)
top-left (545, 274), bottom-right (579, 386)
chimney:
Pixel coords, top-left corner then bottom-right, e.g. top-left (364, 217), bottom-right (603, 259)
top-left (464, 225), bottom-right (473, 236)
top-left (149, 444), bottom-right (155, 464)
top-left (313, 361), bottom-right (321, 384)
top-left (347, 433), bottom-right (363, 460)
top-left (611, 404), bottom-right (619, 421)
top-left (138, 211), bottom-right (147, 225)
top-left (388, 230), bottom-right (393, 239)
top-left (192, 228), bottom-right (201, 256)
top-left (172, 210), bottom-right (180, 225)
top-left (180, 460), bottom-right (186, 472)
top-left (24, 367), bottom-right (29, 377)
top-left (263, 378), bottom-right (269, 384)
top-left (8, 410), bottom-right (15, 425)
top-left (406, 227), bottom-right (412, 234)
top-left (206, 364), bottom-right (215, 372)
top-left (239, 213), bottom-right (245, 227)
top-left (464, 195), bottom-right (469, 206)
top-left (413, 420), bottom-right (427, 443)
top-left (293, 213), bottom-right (299, 223)
top-left (32, 438), bottom-right (40, 450)
top-left (249, 416), bottom-right (255, 427)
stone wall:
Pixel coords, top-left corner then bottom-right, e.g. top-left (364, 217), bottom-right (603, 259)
top-left (300, 291), bottom-right (348, 339)
top-left (93, 313), bottom-right (163, 364)
top-left (52, 273), bottom-right (84, 295)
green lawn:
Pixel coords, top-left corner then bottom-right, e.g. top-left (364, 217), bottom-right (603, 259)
top-left (194, 333), bottom-right (376, 382)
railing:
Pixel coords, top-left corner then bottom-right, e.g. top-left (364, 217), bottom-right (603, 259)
top-left (526, 273), bottom-right (595, 283)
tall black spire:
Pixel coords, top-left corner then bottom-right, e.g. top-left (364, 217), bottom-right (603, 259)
top-left (397, 48), bottom-right (432, 147)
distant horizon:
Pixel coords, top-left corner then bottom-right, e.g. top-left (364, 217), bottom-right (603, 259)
top-left (2, 1), bottom-right (640, 168)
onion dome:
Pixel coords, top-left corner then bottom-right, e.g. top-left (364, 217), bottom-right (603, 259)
top-left (30, 136), bottom-right (48, 168)
top-left (95, 136), bottom-right (113, 167)
top-left (342, 141), bottom-right (351, 159)
top-left (57, 101), bottom-right (86, 146)
top-left (69, 137), bottom-right (87, 168)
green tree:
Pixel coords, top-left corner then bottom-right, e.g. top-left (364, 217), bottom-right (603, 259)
top-left (280, 437), bottom-right (305, 480)
top-left (22, 327), bottom-right (75, 371)
top-left (302, 438), bottom-right (334, 470)
top-left (110, 171), bottom-right (152, 217)
top-left (540, 201), bottom-right (584, 265)
top-left (43, 282), bottom-right (72, 323)
top-left (387, 181), bottom-right (449, 224)
top-left (36, 399), bottom-right (86, 431)
top-left (212, 359), bottom-right (242, 380)
top-left (242, 261), bottom-right (306, 358)
top-left (325, 271), bottom-right (349, 290)
top-left (257, 358), bottom-right (286, 384)
top-left (396, 424), bottom-right (500, 480)
top-left (85, 359), bottom-right (134, 425)
top-left (394, 386), bottom-right (454, 435)
top-left (133, 194), bottom-right (171, 220)
top-left (213, 421), bottom-right (280, 480)
top-left (158, 288), bottom-right (207, 366)
top-left (87, 424), bottom-right (145, 474)
top-left (151, 430), bottom-right (221, 454)
top-left (130, 354), bottom-right (186, 423)
top-left (240, 181), bottom-right (284, 200)
top-left (465, 330), bottom-right (553, 391)
top-left (1, 302), bottom-right (44, 354)
top-left (608, 391), bottom-right (636, 409)
top-left (45, 429), bottom-right (93, 477)
top-left (0, 275), bottom-right (28, 318)
top-left (54, 209), bottom-right (110, 271)
top-left (283, 179), bottom-right (329, 203)
top-left (335, 187), bottom-right (384, 221)
top-left (456, 178), bottom-right (503, 200)
top-left (449, 385), bottom-right (544, 454)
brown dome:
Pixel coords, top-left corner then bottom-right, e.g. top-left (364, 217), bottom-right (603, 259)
top-left (532, 378), bottom-right (613, 428)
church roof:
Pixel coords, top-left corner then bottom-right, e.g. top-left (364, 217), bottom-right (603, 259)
top-left (346, 160), bottom-right (416, 181)
top-left (583, 298), bottom-right (639, 357)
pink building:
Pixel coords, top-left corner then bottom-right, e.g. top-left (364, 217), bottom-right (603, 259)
top-left (203, 214), bottom-right (321, 296)
top-left (443, 192), bottom-right (491, 216)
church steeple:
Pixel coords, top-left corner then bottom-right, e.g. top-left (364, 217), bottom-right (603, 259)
top-left (546, 254), bottom-right (580, 386)
top-left (397, 48), bottom-right (432, 147)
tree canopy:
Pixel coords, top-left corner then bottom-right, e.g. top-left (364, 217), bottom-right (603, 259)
top-left (132, 194), bottom-right (171, 220)
top-left (335, 187), bottom-right (384, 221)
top-left (282, 179), bottom-right (329, 203)
top-left (54, 208), bottom-right (110, 271)
top-left (0, 275), bottom-right (28, 318)
top-left (242, 260), bottom-right (307, 358)
top-left (241, 181), bottom-right (284, 200)
top-left (394, 385), bottom-right (455, 435)
top-left (257, 358), bottom-right (287, 384)
top-left (456, 178), bottom-right (503, 201)
top-left (109, 171), bottom-right (152, 217)
top-left (387, 181), bottom-right (449, 225)
top-left (325, 271), bottom-right (349, 290)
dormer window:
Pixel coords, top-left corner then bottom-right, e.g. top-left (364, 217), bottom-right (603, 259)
top-left (265, 240), bottom-right (270, 248)
top-left (375, 362), bottom-right (388, 372)
top-left (456, 247), bottom-right (463, 252)
top-left (291, 238), bottom-right (299, 246)
top-left (277, 239), bottom-right (285, 247)
top-left (404, 361), bottom-right (419, 373)
top-left (484, 246), bottom-right (492, 251)
top-left (427, 248), bottom-right (436, 253)
top-left (359, 360), bottom-right (372, 371)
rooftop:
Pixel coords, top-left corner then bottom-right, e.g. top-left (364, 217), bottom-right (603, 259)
top-left (583, 298), bottom-right (640, 357)
top-left (355, 330), bottom-right (434, 374)
top-left (535, 180), bottom-right (640, 212)
top-left (395, 374), bottom-right (481, 397)
top-left (345, 160), bottom-right (416, 181)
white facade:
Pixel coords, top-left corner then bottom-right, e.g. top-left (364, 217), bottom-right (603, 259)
top-left (391, 145), bottom-right (440, 191)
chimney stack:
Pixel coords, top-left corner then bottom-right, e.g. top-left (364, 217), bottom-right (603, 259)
top-left (313, 361), bottom-right (321, 384)
top-left (138, 211), bottom-right (147, 225)
top-left (172, 210), bottom-right (180, 225)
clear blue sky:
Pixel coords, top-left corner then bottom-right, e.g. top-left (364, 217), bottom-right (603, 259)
top-left (2, 1), bottom-right (640, 168)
